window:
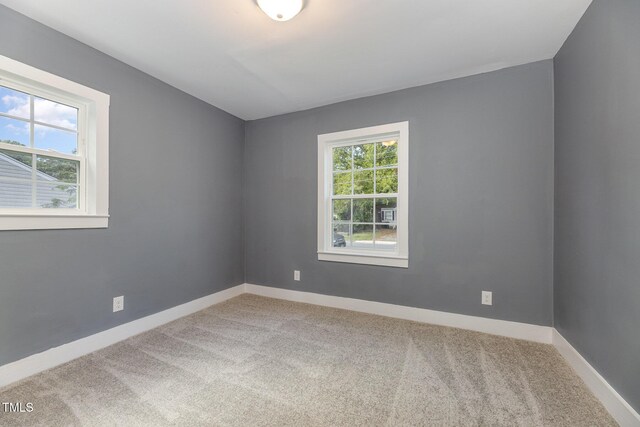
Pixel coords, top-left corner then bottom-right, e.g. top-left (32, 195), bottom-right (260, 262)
top-left (0, 55), bottom-right (109, 230)
top-left (318, 122), bottom-right (408, 268)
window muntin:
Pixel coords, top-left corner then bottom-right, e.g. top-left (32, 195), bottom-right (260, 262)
top-left (318, 122), bottom-right (408, 268)
top-left (0, 54), bottom-right (110, 230)
top-left (330, 139), bottom-right (399, 252)
top-left (0, 83), bottom-right (84, 210)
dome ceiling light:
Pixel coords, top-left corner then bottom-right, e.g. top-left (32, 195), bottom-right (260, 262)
top-left (257, 0), bottom-right (304, 22)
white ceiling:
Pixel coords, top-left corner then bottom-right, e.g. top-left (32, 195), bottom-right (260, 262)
top-left (0, 0), bottom-right (591, 120)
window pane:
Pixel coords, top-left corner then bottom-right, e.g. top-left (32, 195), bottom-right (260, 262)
top-left (0, 148), bottom-right (32, 172)
top-left (0, 86), bottom-right (30, 119)
top-left (332, 199), bottom-right (351, 221)
top-left (34, 97), bottom-right (78, 131)
top-left (353, 169), bottom-right (373, 194)
top-left (376, 140), bottom-right (398, 167)
top-left (36, 155), bottom-right (79, 183)
top-left (352, 224), bottom-right (374, 249)
top-left (376, 167), bottom-right (398, 193)
top-left (333, 171), bottom-right (352, 195)
top-left (332, 146), bottom-right (352, 171)
top-left (353, 198), bottom-right (374, 223)
top-left (375, 224), bottom-right (397, 251)
top-left (0, 116), bottom-right (30, 147)
top-left (36, 182), bottom-right (77, 208)
top-left (332, 223), bottom-right (351, 248)
top-left (34, 124), bottom-right (77, 155)
top-left (353, 143), bottom-right (374, 169)
top-left (0, 180), bottom-right (32, 208)
top-left (375, 197), bottom-right (397, 224)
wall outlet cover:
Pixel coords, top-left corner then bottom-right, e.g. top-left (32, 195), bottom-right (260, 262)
top-left (113, 296), bottom-right (124, 312)
top-left (294, 270), bottom-right (301, 281)
top-left (482, 291), bottom-right (493, 306)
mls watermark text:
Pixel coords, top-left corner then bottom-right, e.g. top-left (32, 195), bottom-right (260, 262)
top-left (2, 402), bottom-right (34, 413)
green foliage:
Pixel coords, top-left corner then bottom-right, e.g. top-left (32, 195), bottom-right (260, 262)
top-left (332, 141), bottom-right (397, 171)
top-left (353, 198), bottom-right (373, 222)
top-left (353, 170), bottom-right (373, 194)
top-left (376, 168), bottom-right (398, 193)
top-left (352, 224), bottom-right (373, 241)
top-left (332, 146), bottom-right (351, 171)
top-left (331, 141), bottom-right (398, 196)
top-left (37, 156), bottom-right (78, 183)
top-left (332, 199), bottom-right (351, 221)
top-left (353, 143), bottom-right (374, 169)
top-left (328, 141), bottom-right (399, 243)
top-left (333, 172), bottom-right (351, 195)
top-left (376, 141), bottom-right (397, 166)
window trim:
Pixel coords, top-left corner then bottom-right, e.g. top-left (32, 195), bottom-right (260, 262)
top-left (0, 55), bottom-right (109, 231)
top-left (317, 121), bottom-right (409, 268)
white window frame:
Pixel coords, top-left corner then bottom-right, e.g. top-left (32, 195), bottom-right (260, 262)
top-left (0, 55), bottom-right (109, 231)
top-left (317, 121), bottom-right (409, 268)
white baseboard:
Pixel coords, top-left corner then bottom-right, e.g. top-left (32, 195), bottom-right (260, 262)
top-left (0, 284), bottom-right (245, 390)
top-left (245, 284), bottom-right (639, 424)
top-left (243, 284), bottom-right (553, 344)
top-left (552, 330), bottom-right (640, 427)
top-left (1, 282), bottom-right (552, 391)
top-left (3, 282), bottom-right (636, 426)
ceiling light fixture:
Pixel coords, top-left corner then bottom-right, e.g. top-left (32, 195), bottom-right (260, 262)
top-left (257, 0), bottom-right (304, 22)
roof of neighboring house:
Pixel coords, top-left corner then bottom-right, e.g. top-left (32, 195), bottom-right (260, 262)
top-left (0, 151), bottom-right (58, 181)
top-left (0, 152), bottom-right (74, 208)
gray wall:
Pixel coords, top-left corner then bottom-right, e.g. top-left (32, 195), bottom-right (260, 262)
top-left (554, 0), bottom-right (640, 412)
top-left (0, 6), bottom-right (244, 366)
top-left (245, 60), bottom-right (554, 326)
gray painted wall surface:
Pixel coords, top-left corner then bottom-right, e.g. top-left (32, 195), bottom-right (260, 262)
top-left (554, 0), bottom-right (640, 411)
top-left (245, 61), bottom-right (554, 326)
top-left (0, 6), bottom-right (244, 366)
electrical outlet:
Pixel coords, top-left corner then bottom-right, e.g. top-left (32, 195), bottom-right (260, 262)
top-left (113, 296), bottom-right (124, 312)
top-left (294, 270), bottom-right (301, 281)
top-left (482, 291), bottom-right (492, 306)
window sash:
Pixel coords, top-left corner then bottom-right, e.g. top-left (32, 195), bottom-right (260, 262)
top-left (328, 139), bottom-right (399, 255)
top-left (318, 122), bottom-right (408, 267)
top-left (0, 112), bottom-right (80, 134)
top-left (331, 196), bottom-right (398, 252)
top-left (331, 193), bottom-right (398, 199)
top-left (0, 79), bottom-right (87, 212)
top-left (0, 54), bottom-right (110, 230)
top-left (0, 141), bottom-right (81, 161)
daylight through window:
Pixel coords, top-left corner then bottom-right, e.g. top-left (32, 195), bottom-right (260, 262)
top-left (331, 139), bottom-right (399, 251)
top-left (0, 55), bottom-right (109, 231)
top-left (318, 122), bottom-right (408, 268)
top-left (0, 84), bottom-right (83, 209)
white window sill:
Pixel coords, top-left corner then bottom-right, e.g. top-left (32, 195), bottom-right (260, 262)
top-left (318, 251), bottom-right (408, 268)
top-left (0, 214), bottom-right (109, 231)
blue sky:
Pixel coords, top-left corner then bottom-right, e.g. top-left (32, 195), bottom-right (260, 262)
top-left (0, 86), bottom-right (78, 154)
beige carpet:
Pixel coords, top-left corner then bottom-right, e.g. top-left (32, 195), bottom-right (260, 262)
top-left (0, 294), bottom-right (616, 426)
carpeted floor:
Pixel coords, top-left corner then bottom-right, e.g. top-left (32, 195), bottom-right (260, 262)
top-left (0, 294), bottom-right (616, 426)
